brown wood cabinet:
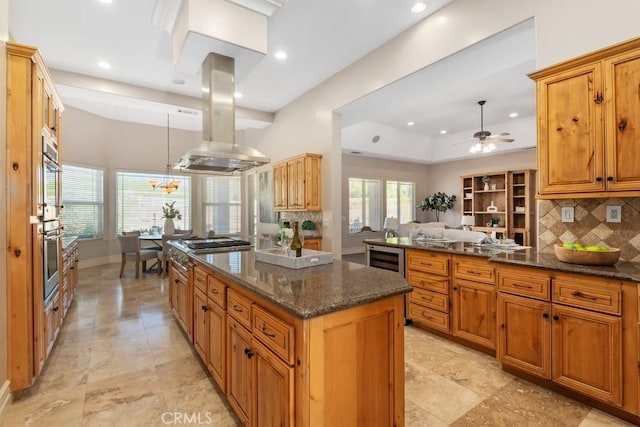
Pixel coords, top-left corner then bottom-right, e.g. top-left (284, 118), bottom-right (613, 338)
top-left (530, 37), bottom-right (640, 198)
top-left (177, 259), bottom-right (405, 426)
top-left (6, 41), bottom-right (67, 395)
top-left (496, 265), bottom-right (636, 415)
top-left (273, 153), bottom-right (322, 211)
top-left (169, 264), bottom-right (193, 342)
top-left (302, 237), bottom-right (321, 251)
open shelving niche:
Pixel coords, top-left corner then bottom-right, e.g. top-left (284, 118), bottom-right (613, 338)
top-left (461, 170), bottom-right (536, 245)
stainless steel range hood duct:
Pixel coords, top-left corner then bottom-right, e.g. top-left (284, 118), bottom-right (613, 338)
top-left (175, 53), bottom-right (270, 174)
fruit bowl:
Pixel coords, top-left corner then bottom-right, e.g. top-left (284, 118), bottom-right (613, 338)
top-left (554, 244), bottom-right (620, 266)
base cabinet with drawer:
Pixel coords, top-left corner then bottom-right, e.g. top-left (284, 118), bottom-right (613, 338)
top-left (178, 259), bottom-right (406, 426)
top-left (497, 265), bottom-right (637, 416)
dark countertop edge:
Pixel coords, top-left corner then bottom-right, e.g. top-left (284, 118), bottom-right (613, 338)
top-left (490, 255), bottom-right (640, 283)
top-left (189, 253), bottom-right (412, 320)
top-left (61, 236), bottom-right (79, 250)
top-left (365, 238), bottom-right (640, 283)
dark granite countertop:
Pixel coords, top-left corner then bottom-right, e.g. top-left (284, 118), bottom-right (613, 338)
top-left (188, 250), bottom-right (411, 319)
top-left (364, 237), bottom-right (640, 283)
top-left (61, 235), bottom-right (78, 250)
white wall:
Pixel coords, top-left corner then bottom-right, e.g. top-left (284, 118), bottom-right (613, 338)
top-left (62, 106), bottom-right (206, 264)
top-left (245, 0), bottom-right (640, 258)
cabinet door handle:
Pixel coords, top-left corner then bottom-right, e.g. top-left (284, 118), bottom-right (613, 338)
top-left (261, 326), bottom-right (276, 338)
top-left (594, 92), bottom-right (603, 104)
top-left (607, 176), bottom-right (614, 182)
top-left (201, 305), bottom-right (209, 312)
top-left (542, 313), bottom-right (549, 318)
top-left (244, 348), bottom-right (254, 359)
top-left (595, 176), bottom-right (603, 182)
top-left (232, 305), bottom-right (243, 313)
top-left (553, 315), bottom-right (559, 321)
top-left (512, 283), bottom-right (532, 289)
top-left (571, 290), bottom-right (599, 301)
top-left (453, 287), bottom-right (458, 291)
top-left (53, 306), bottom-right (59, 312)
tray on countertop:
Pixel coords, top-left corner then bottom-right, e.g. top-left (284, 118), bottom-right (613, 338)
top-left (254, 248), bottom-right (333, 269)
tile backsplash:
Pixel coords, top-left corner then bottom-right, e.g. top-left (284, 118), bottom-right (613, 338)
top-left (278, 212), bottom-right (323, 235)
top-left (538, 198), bottom-right (640, 262)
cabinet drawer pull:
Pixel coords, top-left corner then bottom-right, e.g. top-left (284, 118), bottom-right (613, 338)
top-left (421, 312), bottom-right (433, 321)
top-left (571, 290), bottom-right (601, 301)
top-left (261, 326), bottom-right (276, 338)
top-left (210, 289), bottom-right (219, 294)
top-left (512, 283), bottom-right (533, 289)
top-left (232, 305), bottom-right (243, 312)
top-left (420, 295), bottom-right (433, 302)
top-left (465, 270), bottom-right (482, 276)
top-left (420, 262), bottom-right (433, 267)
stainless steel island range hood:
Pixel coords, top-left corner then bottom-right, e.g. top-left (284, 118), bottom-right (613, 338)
top-left (175, 53), bottom-right (270, 174)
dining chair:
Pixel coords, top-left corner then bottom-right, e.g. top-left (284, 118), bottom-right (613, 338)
top-left (122, 230), bottom-right (141, 236)
top-left (157, 233), bottom-right (189, 277)
top-left (117, 234), bottom-right (158, 279)
top-left (174, 228), bottom-right (193, 235)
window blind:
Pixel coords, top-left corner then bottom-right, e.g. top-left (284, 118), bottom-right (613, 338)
top-left (203, 176), bottom-right (241, 235)
top-left (61, 164), bottom-right (104, 239)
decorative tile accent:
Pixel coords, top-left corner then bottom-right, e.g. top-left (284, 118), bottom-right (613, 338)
top-left (538, 198), bottom-right (640, 261)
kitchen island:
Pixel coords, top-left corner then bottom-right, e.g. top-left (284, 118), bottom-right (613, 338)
top-left (168, 244), bottom-right (411, 427)
top-left (365, 237), bottom-right (640, 424)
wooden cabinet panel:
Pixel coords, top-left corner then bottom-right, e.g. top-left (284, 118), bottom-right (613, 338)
top-left (193, 288), bottom-right (209, 362)
top-left (252, 305), bottom-right (295, 365)
top-left (406, 270), bottom-right (449, 294)
top-left (227, 314), bottom-right (253, 425)
top-left (552, 304), bottom-right (622, 405)
top-left (253, 340), bottom-right (294, 427)
top-left (207, 301), bottom-right (226, 393)
top-left (536, 63), bottom-right (604, 194)
top-left (452, 279), bottom-right (496, 349)
top-left (498, 293), bottom-right (551, 379)
top-left (207, 271), bottom-right (227, 309)
top-left (453, 256), bottom-right (495, 284)
top-left (228, 289), bottom-right (252, 329)
top-left (408, 303), bottom-right (450, 333)
top-left (552, 275), bottom-right (621, 315)
top-left (408, 288), bottom-right (449, 313)
top-left (406, 249), bottom-right (449, 276)
top-left (497, 266), bottom-right (550, 300)
top-left (302, 238), bottom-right (321, 251)
top-left (173, 266), bottom-right (193, 341)
top-left (273, 162), bottom-right (288, 210)
top-left (273, 153), bottom-right (322, 211)
top-left (605, 49), bottom-right (640, 191)
top-left (194, 265), bottom-right (207, 294)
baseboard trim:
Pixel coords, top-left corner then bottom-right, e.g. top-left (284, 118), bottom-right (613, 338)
top-left (0, 380), bottom-right (11, 424)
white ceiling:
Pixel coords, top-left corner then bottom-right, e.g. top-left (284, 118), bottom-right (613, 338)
top-left (8, 0), bottom-right (536, 164)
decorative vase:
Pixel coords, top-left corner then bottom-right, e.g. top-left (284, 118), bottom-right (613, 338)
top-left (483, 182), bottom-right (489, 191)
top-left (164, 218), bottom-right (175, 234)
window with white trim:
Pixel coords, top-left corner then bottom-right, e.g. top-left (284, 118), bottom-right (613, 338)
top-left (386, 180), bottom-right (415, 224)
top-left (348, 177), bottom-right (382, 233)
top-left (116, 171), bottom-right (191, 234)
top-left (61, 164), bottom-right (104, 239)
top-left (203, 176), bottom-right (242, 235)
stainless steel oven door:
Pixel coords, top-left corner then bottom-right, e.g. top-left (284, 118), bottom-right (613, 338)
top-left (365, 244), bottom-right (405, 277)
top-left (43, 222), bottom-right (61, 302)
top-left (42, 152), bottom-right (61, 221)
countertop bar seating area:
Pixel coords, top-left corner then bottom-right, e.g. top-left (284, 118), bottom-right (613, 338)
top-left (5, 1), bottom-right (640, 426)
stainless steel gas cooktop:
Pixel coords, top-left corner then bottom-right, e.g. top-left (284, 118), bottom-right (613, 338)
top-left (176, 237), bottom-right (252, 254)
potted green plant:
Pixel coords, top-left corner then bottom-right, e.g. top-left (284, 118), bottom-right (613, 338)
top-left (161, 201), bottom-right (182, 234)
top-left (490, 216), bottom-right (501, 227)
top-left (417, 192), bottom-right (457, 222)
top-left (301, 219), bottom-right (317, 237)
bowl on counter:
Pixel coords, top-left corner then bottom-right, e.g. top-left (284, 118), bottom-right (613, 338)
top-left (553, 244), bottom-right (620, 266)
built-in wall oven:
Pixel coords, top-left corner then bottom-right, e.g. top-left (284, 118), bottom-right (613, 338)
top-left (42, 134), bottom-right (61, 221)
top-left (43, 219), bottom-right (61, 303)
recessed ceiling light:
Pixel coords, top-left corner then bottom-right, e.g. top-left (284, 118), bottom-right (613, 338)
top-left (440, 130), bottom-right (447, 134)
top-left (351, 151), bottom-right (362, 155)
top-left (97, 61), bottom-right (111, 70)
top-left (234, 92), bottom-right (243, 98)
top-left (509, 112), bottom-right (519, 118)
top-left (407, 121), bottom-right (415, 126)
top-left (411, 2), bottom-right (427, 13)
top-left (274, 51), bottom-right (287, 60)
top-left (172, 78), bottom-right (185, 85)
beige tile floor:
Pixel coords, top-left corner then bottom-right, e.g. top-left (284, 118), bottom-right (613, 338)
top-left (2, 263), bottom-right (636, 427)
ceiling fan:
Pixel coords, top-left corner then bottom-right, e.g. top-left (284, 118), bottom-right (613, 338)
top-left (468, 100), bottom-right (514, 153)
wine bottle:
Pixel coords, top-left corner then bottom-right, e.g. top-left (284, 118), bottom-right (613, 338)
top-left (291, 221), bottom-right (303, 258)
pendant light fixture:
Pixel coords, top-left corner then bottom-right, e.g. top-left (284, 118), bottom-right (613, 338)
top-left (149, 113), bottom-right (180, 193)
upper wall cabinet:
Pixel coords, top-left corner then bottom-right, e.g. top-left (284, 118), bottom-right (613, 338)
top-left (273, 153), bottom-right (322, 212)
top-left (530, 37), bottom-right (640, 199)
